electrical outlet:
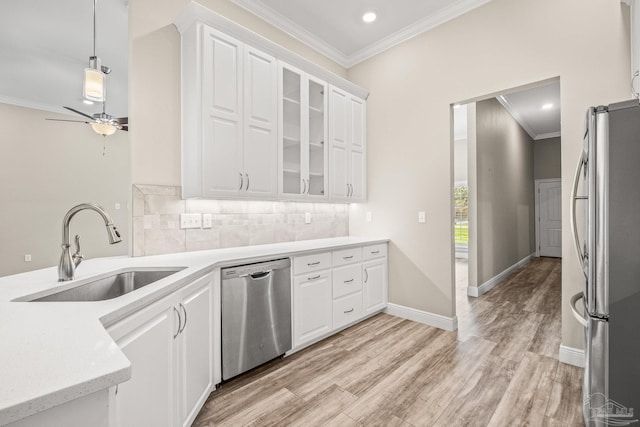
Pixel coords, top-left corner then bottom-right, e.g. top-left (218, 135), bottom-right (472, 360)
top-left (366, 211), bottom-right (373, 222)
top-left (305, 212), bottom-right (312, 224)
top-left (202, 213), bottom-right (212, 229)
top-left (180, 213), bottom-right (202, 229)
top-left (418, 211), bottom-right (426, 223)
top-left (24, 254), bottom-right (32, 262)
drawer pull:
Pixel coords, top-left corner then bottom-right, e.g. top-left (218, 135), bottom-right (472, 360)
top-left (371, 250), bottom-right (380, 254)
top-left (307, 261), bottom-right (321, 266)
top-left (344, 308), bottom-right (354, 314)
top-left (343, 255), bottom-right (354, 260)
top-left (308, 275), bottom-right (321, 281)
top-left (344, 278), bottom-right (354, 283)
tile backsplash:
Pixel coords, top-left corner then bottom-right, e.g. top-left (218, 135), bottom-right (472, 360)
top-left (132, 185), bottom-right (349, 256)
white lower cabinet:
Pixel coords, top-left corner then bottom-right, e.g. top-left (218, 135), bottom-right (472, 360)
top-left (108, 273), bottom-right (214, 427)
top-left (293, 270), bottom-right (332, 348)
top-left (363, 258), bottom-right (388, 315)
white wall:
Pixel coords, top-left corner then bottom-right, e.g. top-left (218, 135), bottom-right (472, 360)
top-left (0, 103), bottom-right (130, 277)
top-left (534, 137), bottom-right (561, 180)
top-left (129, 0), bottom-right (347, 187)
top-left (347, 0), bottom-right (630, 349)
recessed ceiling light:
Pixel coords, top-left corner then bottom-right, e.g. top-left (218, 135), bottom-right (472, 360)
top-left (362, 11), bottom-right (377, 23)
top-left (542, 103), bottom-right (554, 110)
top-left (83, 99), bottom-right (94, 105)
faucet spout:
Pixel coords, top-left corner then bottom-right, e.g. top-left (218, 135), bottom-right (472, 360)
top-left (58, 203), bottom-right (122, 281)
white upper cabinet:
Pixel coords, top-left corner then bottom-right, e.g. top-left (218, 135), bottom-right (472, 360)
top-left (182, 24), bottom-right (277, 200)
top-left (329, 86), bottom-right (367, 202)
top-left (176, 7), bottom-right (367, 203)
top-left (278, 62), bottom-right (328, 200)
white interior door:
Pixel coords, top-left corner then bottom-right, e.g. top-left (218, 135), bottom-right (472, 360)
top-left (537, 180), bottom-right (562, 257)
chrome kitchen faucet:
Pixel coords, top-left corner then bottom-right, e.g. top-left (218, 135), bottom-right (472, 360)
top-left (58, 203), bottom-right (122, 281)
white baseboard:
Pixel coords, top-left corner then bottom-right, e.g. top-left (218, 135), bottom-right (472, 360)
top-left (467, 253), bottom-right (534, 297)
top-left (385, 303), bottom-right (458, 331)
top-left (559, 344), bottom-right (585, 368)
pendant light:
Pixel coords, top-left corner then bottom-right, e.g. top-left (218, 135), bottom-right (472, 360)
top-left (83, 0), bottom-right (110, 102)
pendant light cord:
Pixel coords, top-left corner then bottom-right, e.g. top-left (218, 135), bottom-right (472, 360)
top-left (93, 0), bottom-right (97, 57)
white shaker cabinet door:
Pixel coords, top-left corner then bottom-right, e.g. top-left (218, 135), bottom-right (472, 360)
top-left (349, 97), bottom-right (366, 202)
top-left (293, 271), bottom-right (332, 348)
top-left (201, 27), bottom-right (244, 198)
top-left (243, 46), bottom-right (278, 199)
top-left (110, 298), bottom-right (178, 427)
top-left (363, 259), bottom-right (388, 315)
top-left (328, 86), bottom-right (349, 201)
top-left (178, 275), bottom-right (215, 427)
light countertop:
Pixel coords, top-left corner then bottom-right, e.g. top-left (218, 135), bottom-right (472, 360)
top-left (0, 236), bottom-right (388, 425)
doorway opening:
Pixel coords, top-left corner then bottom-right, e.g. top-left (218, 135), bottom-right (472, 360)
top-left (452, 78), bottom-right (562, 326)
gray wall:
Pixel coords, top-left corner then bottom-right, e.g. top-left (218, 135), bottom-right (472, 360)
top-left (0, 103), bottom-right (130, 277)
top-left (534, 137), bottom-right (561, 180)
top-left (475, 98), bottom-right (536, 285)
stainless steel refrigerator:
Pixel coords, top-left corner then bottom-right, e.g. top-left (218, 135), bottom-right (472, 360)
top-left (570, 99), bottom-right (640, 427)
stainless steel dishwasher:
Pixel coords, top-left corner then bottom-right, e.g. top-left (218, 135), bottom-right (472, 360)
top-left (221, 258), bottom-right (292, 380)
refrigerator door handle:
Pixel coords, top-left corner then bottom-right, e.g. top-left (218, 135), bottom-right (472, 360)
top-left (570, 151), bottom-right (588, 271)
top-left (570, 292), bottom-right (588, 328)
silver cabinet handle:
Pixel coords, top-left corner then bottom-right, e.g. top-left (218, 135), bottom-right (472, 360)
top-left (371, 250), bottom-right (380, 255)
top-left (305, 179), bottom-right (310, 194)
top-left (308, 275), bottom-right (321, 281)
top-left (344, 308), bottom-right (354, 314)
top-left (307, 261), bottom-right (320, 266)
top-left (115, 384), bottom-right (119, 396)
top-left (239, 172), bottom-right (244, 190)
top-left (173, 306), bottom-right (181, 339)
top-left (570, 152), bottom-right (587, 270)
top-left (179, 303), bottom-right (187, 333)
top-left (344, 278), bottom-right (354, 283)
top-left (570, 292), bottom-right (588, 327)
top-left (346, 183), bottom-right (350, 197)
top-left (245, 173), bottom-right (250, 191)
top-left (343, 255), bottom-right (353, 260)
top-left (349, 184), bottom-right (354, 197)
top-left (302, 178), bottom-right (307, 195)
top-left (364, 268), bottom-right (369, 283)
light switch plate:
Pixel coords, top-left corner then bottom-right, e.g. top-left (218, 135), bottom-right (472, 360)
top-left (202, 213), bottom-right (212, 229)
top-left (180, 213), bottom-right (202, 229)
top-left (418, 211), bottom-right (426, 223)
top-left (305, 212), bottom-right (312, 224)
top-left (366, 211), bottom-right (373, 222)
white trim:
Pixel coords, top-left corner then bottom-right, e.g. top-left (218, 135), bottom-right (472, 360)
top-left (174, 2), bottom-right (369, 100)
top-left (535, 179), bottom-right (562, 258)
top-left (559, 344), bottom-right (585, 367)
top-left (534, 131), bottom-right (561, 140)
top-left (0, 95), bottom-right (69, 115)
top-left (385, 303), bottom-right (458, 331)
top-left (228, 0), bottom-right (492, 68)
top-left (496, 95), bottom-right (537, 140)
top-left (467, 253), bottom-right (534, 297)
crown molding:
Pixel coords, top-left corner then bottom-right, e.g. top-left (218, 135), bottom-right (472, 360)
top-left (229, 0), bottom-right (492, 68)
top-left (229, 0), bottom-right (350, 67)
top-left (496, 95), bottom-right (538, 140)
top-left (534, 131), bottom-right (561, 140)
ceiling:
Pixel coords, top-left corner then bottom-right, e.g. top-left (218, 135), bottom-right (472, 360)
top-left (230, 0), bottom-right (492, 68)
top-left (454, 81), bottom-right (561, 141)
top-left (0, 0), bottom-right (128, 118)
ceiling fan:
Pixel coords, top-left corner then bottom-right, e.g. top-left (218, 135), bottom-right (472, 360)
top-left (46, 103), bottom-right (128, 136)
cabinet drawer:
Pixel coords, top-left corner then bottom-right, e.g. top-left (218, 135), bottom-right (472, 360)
top-left (333, 292), bottom-right (363, 330)
top-left (332, 247), bottom-right (362, 267)
top-left (362, 243), bottom-right (387, 260)
top-left (294, 252), bottom-right (332, 275)
top-left (332, 264), bottom-right (362, 299)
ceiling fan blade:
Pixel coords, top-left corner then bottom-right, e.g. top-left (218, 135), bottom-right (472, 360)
top-left (115, 117), bottom-right (128, 125)
top-left (63, 106), bottom-right (95, 120)
top-left (46, 118), bottom-right (91, 124)
top-left (118, 125), bottom-right (129, 132)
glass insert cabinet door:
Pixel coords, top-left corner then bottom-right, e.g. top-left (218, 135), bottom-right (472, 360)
top-left (279, 63), bottom-right (328, 199)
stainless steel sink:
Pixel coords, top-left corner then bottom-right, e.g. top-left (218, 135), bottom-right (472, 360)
top-left (31, 268), bottom-right (186, 302)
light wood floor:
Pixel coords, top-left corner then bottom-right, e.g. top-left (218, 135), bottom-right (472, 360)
top-left (194, 257), bottom-right (582, 426)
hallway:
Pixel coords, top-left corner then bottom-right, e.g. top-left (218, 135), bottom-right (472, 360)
top-left (194, 257), bottom-right (583, 426)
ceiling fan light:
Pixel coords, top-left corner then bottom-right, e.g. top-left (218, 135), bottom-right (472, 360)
top-left (83, 67), bottom-right (105, 102)
top-left (91, 122), bottom-right (117, 136)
